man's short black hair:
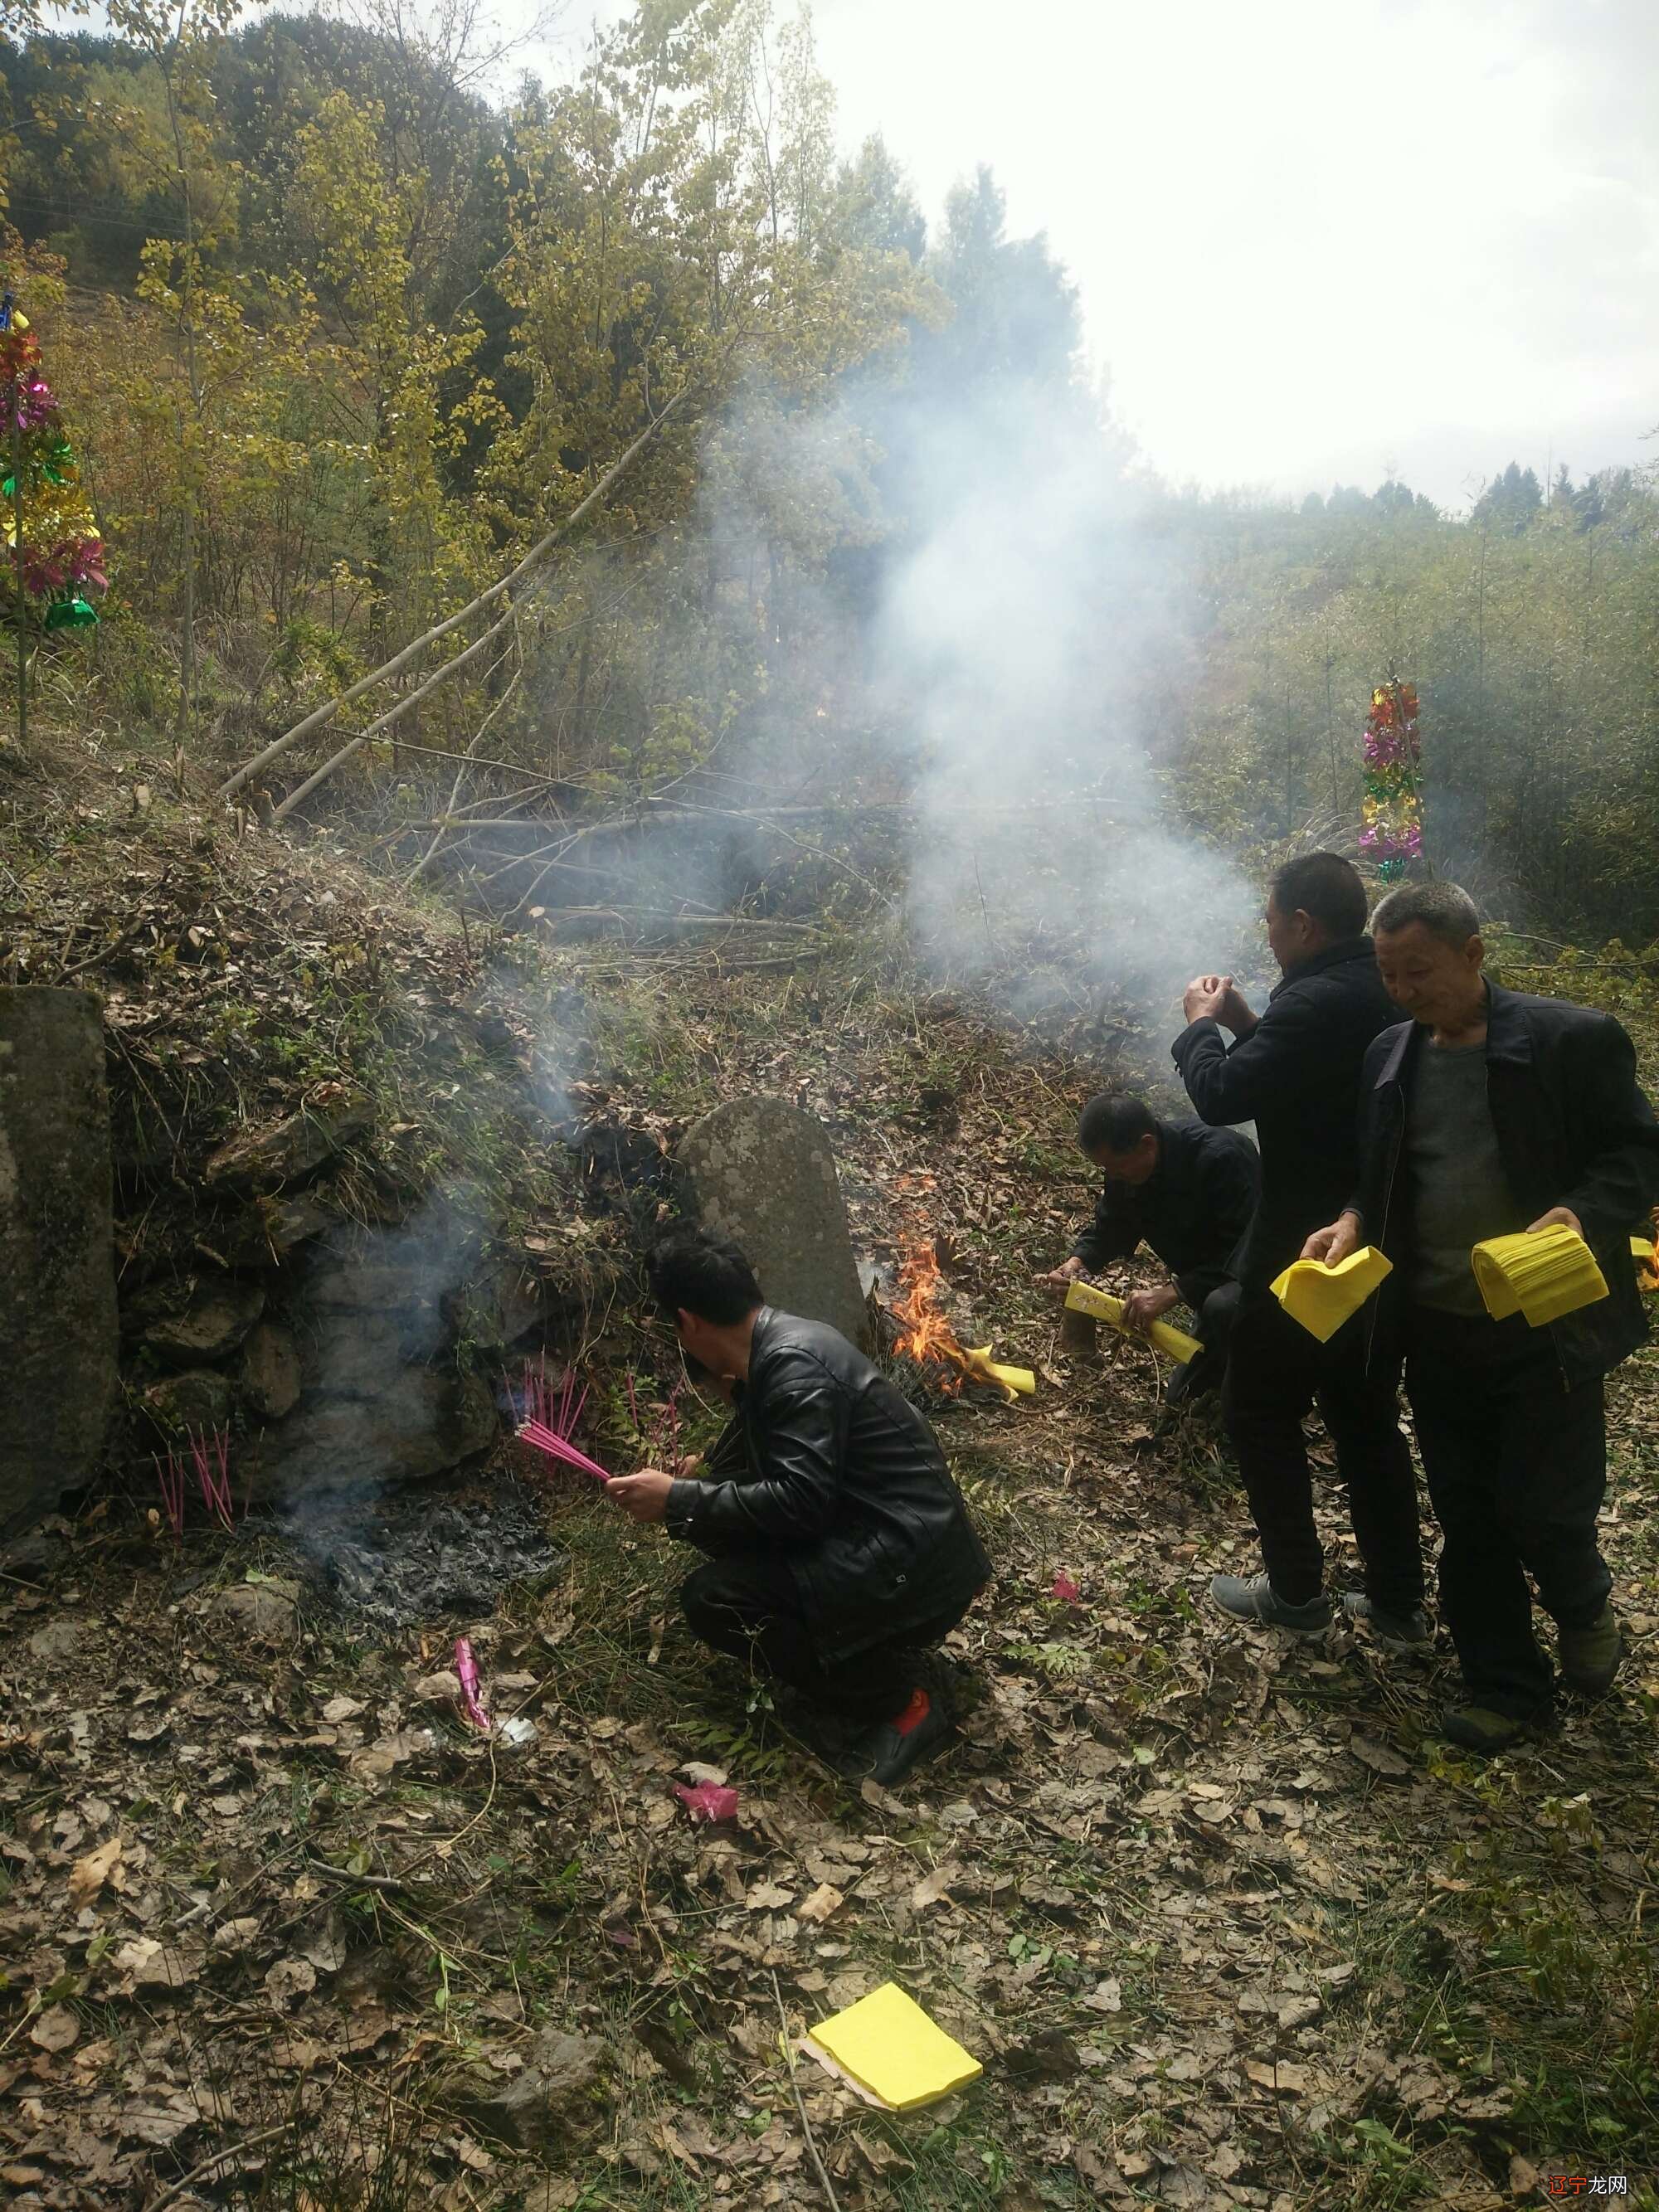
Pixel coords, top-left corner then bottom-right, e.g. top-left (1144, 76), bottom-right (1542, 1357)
top-left (1077, 1092), bottom-right (1158, 1157)
top-left (646, 1224), bottom-right (764, 1325)
top-left (1269, 850), bottom-right (1369, 940)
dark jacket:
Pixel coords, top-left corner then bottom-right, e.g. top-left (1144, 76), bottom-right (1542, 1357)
top-left (1350, 981), bottom-right (1659, 1388)
top-left (664, 1308), bottom-right (991, 1661)
top-left (1071, 1117), bottom-right (1260, 1308)
top-left (1171, 938), bottom-right (1399, 1289)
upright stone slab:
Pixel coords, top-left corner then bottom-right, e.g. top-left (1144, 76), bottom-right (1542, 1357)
top-left (0, 988), bottom-right (119, 1538)
top-left (679, 1096), bottom-right (869, 1348)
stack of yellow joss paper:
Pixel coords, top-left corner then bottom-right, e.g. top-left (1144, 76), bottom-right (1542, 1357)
top-left (1471, 1226), bottom-right (1608, 1327)
top-left (1064, 1278), bottom-right (1201, 1364)
top-left (1269, 1247), bottom-right (1392, 1342)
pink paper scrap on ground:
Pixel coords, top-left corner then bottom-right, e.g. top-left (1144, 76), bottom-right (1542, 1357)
top-left (453, 1636), bottom-right (491, 1732)
top-left (673, 1782), bottom-right (739, 1824)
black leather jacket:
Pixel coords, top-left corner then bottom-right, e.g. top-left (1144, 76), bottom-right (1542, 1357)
top-left (664, 1308), bottom-right (991, 1661)
top-left (1352, 983), bottom-right (1659, 1387)
top-left (1172, 938), bottom-right (1400, 1290)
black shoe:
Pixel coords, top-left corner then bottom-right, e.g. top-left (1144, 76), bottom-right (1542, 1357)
top-left (837, 1686), bottom-right (953, 1788)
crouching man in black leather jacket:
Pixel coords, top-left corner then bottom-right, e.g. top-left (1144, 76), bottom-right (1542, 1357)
top-left (606, 1226), bottom-right (992, 1787)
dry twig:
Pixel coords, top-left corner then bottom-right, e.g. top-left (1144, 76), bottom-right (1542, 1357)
top-left (770, 1968), bottom-right (844, 2212)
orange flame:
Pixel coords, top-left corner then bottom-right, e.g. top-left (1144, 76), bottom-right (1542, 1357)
top-left (893, 1242), bottom-right (971, 1388)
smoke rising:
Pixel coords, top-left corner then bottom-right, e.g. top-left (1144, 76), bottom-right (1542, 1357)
top-left (872, 377), bottom-right (1258, 1023)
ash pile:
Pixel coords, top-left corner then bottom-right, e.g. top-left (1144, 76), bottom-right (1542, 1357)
top-left (280, 1470), bottom-right (562, 1631)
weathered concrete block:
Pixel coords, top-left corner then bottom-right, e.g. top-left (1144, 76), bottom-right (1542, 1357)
top-left (0, 988), bottom-right (119, 1538)
top-left (679, 1096), bottom-right (868, 1348)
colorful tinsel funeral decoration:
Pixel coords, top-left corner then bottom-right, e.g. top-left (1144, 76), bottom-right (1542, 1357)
top-left (1359, 677), bottom-right (1423, 881)
top-left (0, 292), bottom-right (107, 641)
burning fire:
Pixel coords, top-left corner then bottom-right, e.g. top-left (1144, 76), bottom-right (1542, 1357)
top-left (893, 1243), bottom-right (970, 1387)
top-left (892, 1243), bottom-right (1037, 1400)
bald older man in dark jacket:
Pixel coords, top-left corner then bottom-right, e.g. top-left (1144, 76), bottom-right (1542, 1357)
top-left (1304, 880), bottom-right (1659, 1752)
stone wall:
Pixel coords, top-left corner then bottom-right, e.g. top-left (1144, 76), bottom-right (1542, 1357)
top-left (0, 989), bottom-right (119, 1539)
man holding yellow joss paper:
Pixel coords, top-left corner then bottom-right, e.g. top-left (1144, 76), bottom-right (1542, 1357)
top-left (1304, 882), bottom-right (1659, 1753)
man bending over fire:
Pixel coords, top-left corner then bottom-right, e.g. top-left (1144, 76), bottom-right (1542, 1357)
top-left (606, 1226), bottom-right (992, 1787)
top-left (1302, 882), bottom-right (1659, 1753)
top-left (1040, 1091), bottom-right (1258, 1407)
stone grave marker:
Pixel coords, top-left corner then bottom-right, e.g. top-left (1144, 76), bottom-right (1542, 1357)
top-left (679, 1096), bottom-right (869, 1348)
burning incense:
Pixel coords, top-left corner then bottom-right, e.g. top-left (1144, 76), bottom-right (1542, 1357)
top-left (189, 1426), bottom-right (235, 1532)
top-left (518, 1417), bottom-right (612, 1483)
top-left (155, 1447), bottom-right (186, 1539)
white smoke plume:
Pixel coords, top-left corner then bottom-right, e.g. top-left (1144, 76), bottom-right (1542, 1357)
top-left (873, 378), bottom-right (1258, 1025)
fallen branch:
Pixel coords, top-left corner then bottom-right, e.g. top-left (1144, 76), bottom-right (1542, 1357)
top-left (405, 659), bottom-right (524, 884)
top-left (269, 609), bottom-right (516, 825)
top-left (528, 907), bottom-right (824, 936)
top-left (307, 1857), bottom-right (435, 1895)
top-left (220, 387), bottom-right (689, 801)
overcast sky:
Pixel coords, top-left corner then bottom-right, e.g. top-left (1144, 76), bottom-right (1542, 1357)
top-left (518, 0), bottom-right (1657, 509)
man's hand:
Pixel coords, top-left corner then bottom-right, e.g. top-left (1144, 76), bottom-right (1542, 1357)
top-left (1122, 1284), bottom-right (1180, 1334)
top-left (1215, 982), bottom-right (1257, 1037)
top-left (1526, 1205), bottom-right (1584, 1238)
top-left (606, 1470), bottom-right (674, 1524)
top-left (1183, 972), bottom-right (1232, 1024)
top-left (1039, 1257), bottom-right (1085, 1296)
top-left (1301, 1210), bottom-right (1363, 1266)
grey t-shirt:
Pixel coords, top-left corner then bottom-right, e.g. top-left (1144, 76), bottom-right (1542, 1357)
top-left (1407, 1040), bottom-right (1525, 1314)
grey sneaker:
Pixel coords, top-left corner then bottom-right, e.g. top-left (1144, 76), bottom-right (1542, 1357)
top-left (1209, 1572), bottom-right (1332, 1635)
top-left (1342, 1591), bottom-right (1434, 1654)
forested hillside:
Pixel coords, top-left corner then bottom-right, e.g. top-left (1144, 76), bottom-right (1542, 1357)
top-left (2, 0), bottom-right (1656, 946)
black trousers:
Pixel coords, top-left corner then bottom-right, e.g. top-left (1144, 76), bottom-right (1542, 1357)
top-left (679, 1553), bottom-right (969, 1723)
top-left (1407, 1308), bottom-right (1610, 1717)
top-left (1180, 1279), bottom-right (1243, 1394)
top-left (1222, 1292), bottom-right (1423, 1614)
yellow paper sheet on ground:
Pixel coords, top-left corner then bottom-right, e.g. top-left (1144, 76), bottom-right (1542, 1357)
top-left (802, 1981), bottom-right (982, 2112)
top-left (1063, 1279), bottom-right (1201, 1364)
top-left (1472, 1227), bottom-right (1608, 1327)
top-left (963, 1345), bottom-right (1035, 1398)
top-left (1270, 1246), bottom-right (1393, 1343)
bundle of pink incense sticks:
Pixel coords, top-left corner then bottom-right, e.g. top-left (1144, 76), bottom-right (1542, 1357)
top-left (513, 1362), bottom-right (611, 1480)
top-left (517, 1417), bottom-right (611, 1482)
